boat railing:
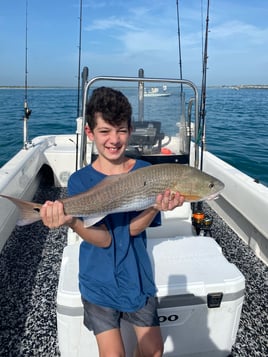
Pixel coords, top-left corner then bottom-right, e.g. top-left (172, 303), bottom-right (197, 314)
top-left (79, 71), bottom-right (199, 169)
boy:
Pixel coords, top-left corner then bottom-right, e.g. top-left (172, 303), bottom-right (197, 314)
top-left (41, 87), bottom-right (184, 357)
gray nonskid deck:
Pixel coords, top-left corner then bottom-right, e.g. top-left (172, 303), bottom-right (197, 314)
top-left (0, 188), bottom-right (67, 357)
top-left (0, 188), bottom-right (267, 356)
top-left (203, 204), bottom-right (268, 357)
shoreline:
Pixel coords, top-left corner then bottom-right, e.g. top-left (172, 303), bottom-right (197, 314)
top-left (1, 84), bottom-right (268, 90)
top-left (221, 84), bottom-right (268, 90)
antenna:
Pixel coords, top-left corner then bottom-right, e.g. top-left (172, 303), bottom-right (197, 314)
top-left (23, 0), bottom-right (32, 149)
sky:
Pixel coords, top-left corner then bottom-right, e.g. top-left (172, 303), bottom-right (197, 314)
top-left (1, 0), bottom-right (268, 87)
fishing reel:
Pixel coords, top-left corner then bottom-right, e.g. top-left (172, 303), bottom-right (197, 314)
top-left (192, 209), bottom-right (213, 237)
top-left (24, 106), bottom-right (32, 120)
top-left (24, 100), bottom-right (32, 120)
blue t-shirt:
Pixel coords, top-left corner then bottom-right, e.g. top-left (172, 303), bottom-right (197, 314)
top-left (68, 159), bottom-right (161, 312)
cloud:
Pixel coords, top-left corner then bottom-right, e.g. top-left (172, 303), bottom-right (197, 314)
top-left (118, 31), bottom-right (176, 54)
top-left (211, 21), bottom-right (268, 45)
top-left (128, 6), bottom-right (151, 18)
top-left (85, 17), bottom-right (139, 31)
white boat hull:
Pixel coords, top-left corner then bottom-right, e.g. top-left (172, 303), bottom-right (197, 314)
top-left (200, 150), bottom-right (268, 265)
top-left (144, 93), bottom-right (171, 97)
top-left (0, 135), bottom-right (77, 251)
top-left (1, 130), bottom-right (267, 356)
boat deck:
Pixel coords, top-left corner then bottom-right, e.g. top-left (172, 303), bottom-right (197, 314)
top-left (0, 186), bottom-right (267, 356)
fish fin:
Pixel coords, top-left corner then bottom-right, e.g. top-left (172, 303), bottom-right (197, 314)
top-left (83, 215), bottom-right (106, 228)
top-left (0, 194), bottom-right (42, 226)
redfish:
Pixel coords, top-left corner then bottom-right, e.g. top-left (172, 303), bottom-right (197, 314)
top-left (0, 164), bottom-right (224, 227)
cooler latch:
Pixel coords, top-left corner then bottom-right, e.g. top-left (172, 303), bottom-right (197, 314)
top-left (207, 292), bottom-right (223, 308)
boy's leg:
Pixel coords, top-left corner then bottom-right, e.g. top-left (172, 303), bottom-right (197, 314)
top-left (95, 328), bottom-right (125, 357)
top-left (82, 298), bottom-right (125, 356)
top-left (122, 297), bottom-right (163, 357)
top-left (133, 325), bottom-right (163, 357)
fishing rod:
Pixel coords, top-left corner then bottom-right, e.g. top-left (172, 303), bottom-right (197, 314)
top-left (23, 0), bottom-right (32, 149)
top-left (176, 0), bottom-right (183, 91)
top-left (176, 1), bottom-right (189, 159)
top-left (75, 0), bottom-right (83, 170)
top-left (76, 0), bottom-right (83, 118)
top-left (199, 0), bottom-right (210, 171)
top-left (194, 0), bottom-right (210, 215)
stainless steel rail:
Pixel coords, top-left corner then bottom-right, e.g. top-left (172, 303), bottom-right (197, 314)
top-left (79, 74), bottom-right (199, 169)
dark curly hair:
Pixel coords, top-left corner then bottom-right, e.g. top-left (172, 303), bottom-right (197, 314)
top-left (86, 87), bottom-right (132, 131)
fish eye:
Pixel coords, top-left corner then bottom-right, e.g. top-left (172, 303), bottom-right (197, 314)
top-left (209, 183), bottom-right (214, 189)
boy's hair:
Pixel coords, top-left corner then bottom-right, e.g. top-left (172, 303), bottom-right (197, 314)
top-left (86, 87), bottom-right (132, 131)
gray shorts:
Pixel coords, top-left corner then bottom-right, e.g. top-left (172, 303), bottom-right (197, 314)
top-left (82, 296), bottom-right (160, 336)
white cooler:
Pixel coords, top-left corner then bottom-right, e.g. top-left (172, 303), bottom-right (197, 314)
top-left (56, 236), bottom-right (245, 357)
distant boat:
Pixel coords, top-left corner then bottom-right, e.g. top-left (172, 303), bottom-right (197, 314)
top-left (144, 85), bottom-right (171, 97)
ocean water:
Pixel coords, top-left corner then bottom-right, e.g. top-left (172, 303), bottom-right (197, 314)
top-left (0, 87), bottom-right (267, 187)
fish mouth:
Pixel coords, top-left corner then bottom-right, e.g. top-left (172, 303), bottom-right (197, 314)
top-left (207, 193), bottom-right (220, 201)
top-left (206, 186), bottom-right (224, 201)
top-left (184, 186), bottom-right (224, 202)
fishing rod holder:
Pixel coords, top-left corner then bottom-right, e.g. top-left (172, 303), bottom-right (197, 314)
top-left (192, 210), bottom-right (213, 237)
top-left (23, 100), bottom-right (32, 149)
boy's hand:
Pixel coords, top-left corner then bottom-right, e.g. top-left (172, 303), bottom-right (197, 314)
top-left (40, 200), bottom-right (74, 229)
top-left (155, 189), bottom-right (184, 211)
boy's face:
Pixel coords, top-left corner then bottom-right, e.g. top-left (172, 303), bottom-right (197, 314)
top-left (86, 114), bottom-right (131, 162)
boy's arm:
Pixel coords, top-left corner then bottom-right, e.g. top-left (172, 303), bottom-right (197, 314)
top-left (40, 201), bottom-right (111, 247)
top-left (129, 190), bottom-right (184, 237)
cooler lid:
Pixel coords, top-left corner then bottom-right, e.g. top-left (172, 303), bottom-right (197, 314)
top-left (147, 236), bottom-right (245, 298)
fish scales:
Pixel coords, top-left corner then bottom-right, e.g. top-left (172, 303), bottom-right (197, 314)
top-left (62, 166), bottom-right (163, 216)
top-left (61, 164), bottom-right (200, 217)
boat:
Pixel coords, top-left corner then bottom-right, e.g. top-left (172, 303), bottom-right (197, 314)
top-left (0, 1), bottom-right (267, 357)
top-left (0, 69), bottom-right (267, 356)
top-left (144, 85), bottom-right (171, 97)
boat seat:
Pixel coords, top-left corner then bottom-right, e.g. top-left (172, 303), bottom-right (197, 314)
top-left (147, 203), bottom-right (193, 238)
top-left (128, 121), bottom-right (164, 153)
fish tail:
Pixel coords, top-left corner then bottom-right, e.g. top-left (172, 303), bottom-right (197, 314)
top-left (0, 194), bottom-right (42, 226)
